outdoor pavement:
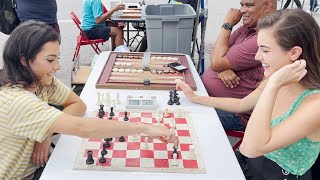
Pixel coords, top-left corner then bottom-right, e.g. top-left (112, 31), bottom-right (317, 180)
top-left (1, 0), bottom-right (320, 87)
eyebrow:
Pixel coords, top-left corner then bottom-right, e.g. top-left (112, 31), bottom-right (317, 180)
top-left (259, 45), bottom-right (271, 49)
top-left (45, 54), bottom-right (59, 58)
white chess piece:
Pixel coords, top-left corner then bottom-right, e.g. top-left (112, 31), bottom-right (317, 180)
top-left (188, 145), bottom-right (195, 158)
top-left (112, 99), bottom-right (116, 108)
top-left (104, 92), bottom-right (111, 106)
top-left (163, 108), bottom-right (170, 118)
top-left (116, 93), bottom-right (121, 105)
top-left (96, 92), bottom-right (103, 105)
top-left (171, 153), bottom-right (178, 166)
top-left (157, 109), bottom-right (162, 118)
top-left (142, 137), bottom-right (149, 149)
top-left (170, 123), bottom-right (175, 131)
top-left (131, 134), bottom-right (139, 141)
top-left (176, 107), bottom-right (183, 117)
top-left (156, 117), bottom-right (162, 125)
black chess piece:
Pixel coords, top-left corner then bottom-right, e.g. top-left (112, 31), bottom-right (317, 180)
top-left (175, 97), bottom-right (180, 105)
top-left (101, 143), bottom-right (108, 155)
top-left (99, 151), bottom-right (106, 163)
top-left (119, 136), bottom-right (125, 142)
top-left (109, 107), bottom-right (115, 117)
top-left (104, 138), bottom-right (111, 148)
top-left (123, 111), bottom-right (129, 121)
top-left (107, 138), bottom-right (113, 141)
top-left (86, 150), bottom-right (94, 164)
top-left (167, 91), bottom-right (174, 105)
top-left (173, 90), bottom-right (178, 104)
top-left (98, 104), bottom-right (105, 118)
top-left (171, 146), bottom-right (179, 158)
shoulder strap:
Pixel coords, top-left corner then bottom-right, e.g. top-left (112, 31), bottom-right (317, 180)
top-left (287, 89), bottom-right (320, 115)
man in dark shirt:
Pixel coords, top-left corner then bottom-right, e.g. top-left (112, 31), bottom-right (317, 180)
top-left (15, 0), bottom-right (60, 34)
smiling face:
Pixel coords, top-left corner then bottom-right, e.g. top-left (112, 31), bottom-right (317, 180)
top-left (255, 28), bottom-right (293, 77)
top-left (240, 0), bottom-right (271, 27)
top-left (29, 41), bottom-right (61, 86)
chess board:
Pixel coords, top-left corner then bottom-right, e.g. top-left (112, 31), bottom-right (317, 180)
top-left (73, 109), bottom-right (206, 174)
top-left (96, 52), bottom-right (197, 90)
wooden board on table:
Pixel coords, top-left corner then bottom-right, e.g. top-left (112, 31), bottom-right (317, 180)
top-left (95, 52), bottom-right (197, 90)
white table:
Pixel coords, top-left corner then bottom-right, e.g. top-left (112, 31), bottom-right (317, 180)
top-left (40, 52), bottom-right (245, 180)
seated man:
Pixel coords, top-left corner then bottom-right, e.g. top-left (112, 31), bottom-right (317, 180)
top-left (201, 0), bottom-right (277, 131)
top-left (81, 0), bottom-right (124, 49)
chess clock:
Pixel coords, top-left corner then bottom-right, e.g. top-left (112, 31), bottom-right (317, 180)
top-left (126, 95), bottom-right (157, 109)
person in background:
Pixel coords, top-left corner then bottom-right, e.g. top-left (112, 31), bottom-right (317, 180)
top-left (201, 0), bottom-right (277, 131)
top-left (282, 0), bottom-right (302, 9)
top-left (0, 21), bottom-right (177, 180)
top-left (82, 0), bottom-right (125, 50)
top-left (177, 9), bottom-right (320, 179)
top-left (310, 0), bottom-right (319, 12)
top-left (15, 0), bottom-right (60, 34)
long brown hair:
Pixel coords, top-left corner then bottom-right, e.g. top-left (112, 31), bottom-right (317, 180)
top-left (257, 9), bottom-right (320, 89)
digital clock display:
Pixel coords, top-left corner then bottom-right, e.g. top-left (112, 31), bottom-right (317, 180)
top-left (142, 100), bottom-right (154, 105)
top-left (129, 100), bottom-right (140, 105)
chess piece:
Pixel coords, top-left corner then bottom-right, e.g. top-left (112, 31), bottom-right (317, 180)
top-left (98, 105), bottom-right (105, 118)
top-left (112, 99), bottom-right (116, 108)
top-left (131, 134), bottom-right (139, 141)
top-left (175, 97), bottom-right (180, 105)
top-left (167, 91), bottom-right (174, 105)
top-left (101, 143), bottom-right (108, 155)
top-left (163, 108), bottom-right (170, 118)
top-left (176, 107), bottom-right (183, 117)
top-left (99, 151), bottom-right (106, 163)
top-left (119, 136), bottom-right (125, 142)
top-left (156, 117), bottom-right (162, 125)
top-left (142, 137), bottom-right (149, 149)
top-left (170, 123), bottom-right (175, 131)
top-left (104, 138), bottom-right (111, 148)
top-left (86, 150), bottom-right (94, 164)
top-left (116, 93), bottom-right (121, 105)
top-left (123, 111), bottom-right (129, 121)
top-left (170, 153), bottom-right (178, 166)
top-left (173, 89), bottom-right (179, 104)
top-left (96, 92), bottom-right (103, 105)
top-left (104, 92), bottom-right (111, 106)
top-left (171, 146), bottom-right (179, 158)
top-left (109, 107), bottom-right (114, 117)
top-left (188, 145), bottom-right (195, 158)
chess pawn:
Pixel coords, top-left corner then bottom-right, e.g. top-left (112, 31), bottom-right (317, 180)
top-left (188, 145), bottom-right (195, 158)
top-left (176, 107), bottom-right (183, 118)
top-left (156, 117), bottom-right (162, 125)
top-left (170, 153), bottom-right (178, 166)
top-left (170, 123), bottom-right (175, 131)
top-left (163, 108), bottom-right (170, 118)
top-left (142, 137), bottom-right (149, 149)
top-left (131, 134), bottom-right (139, 141)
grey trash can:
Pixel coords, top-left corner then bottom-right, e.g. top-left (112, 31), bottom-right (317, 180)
top-left (142, 4), bottom-right (196, 55)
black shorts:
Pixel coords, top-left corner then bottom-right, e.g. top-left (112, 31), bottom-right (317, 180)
top-left (83, 25), bottom-right (111, 41)
top-left (236, 151), bottom-right (312, 180)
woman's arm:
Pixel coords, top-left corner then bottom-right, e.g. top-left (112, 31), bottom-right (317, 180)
top-left (61, 91), bottom-right (86, 117)
top-left (176, 81), bottom-right (265, 113)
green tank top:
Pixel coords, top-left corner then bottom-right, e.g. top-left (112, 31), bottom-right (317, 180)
top-left (264, 89), bottom-right (320, 176)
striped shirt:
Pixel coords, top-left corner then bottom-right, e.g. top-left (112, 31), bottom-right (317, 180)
top-left (0, 77), bottom-right (71, 180)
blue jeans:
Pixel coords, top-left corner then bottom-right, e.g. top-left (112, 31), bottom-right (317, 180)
top-left (216, 109), bottom-right (245, 131)
top-left (310, 0), bottom-right (318, 11)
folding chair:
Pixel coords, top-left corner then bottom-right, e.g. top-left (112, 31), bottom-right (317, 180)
top-left (70, 12), bottom-right (106, 61)
top-left (225, 130), bottom-right (245, 151)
